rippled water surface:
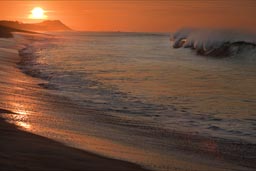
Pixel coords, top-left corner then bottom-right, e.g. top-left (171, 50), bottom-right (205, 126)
top-left (29, 32), bottom-right (256, 142)
top-left (3, 32), bottom-right (255, 171)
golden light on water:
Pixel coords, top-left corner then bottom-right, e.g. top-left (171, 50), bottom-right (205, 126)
top-left (15, 109), bottom-right (28, 115)
top-left (6, 114), bottom-right (32, 130)
top-left (11, 102), bottom-right (28, 115)
top-left (6, 102), bottom-right (32, 130)
top-left (16, 121), bottom-right (31, 129)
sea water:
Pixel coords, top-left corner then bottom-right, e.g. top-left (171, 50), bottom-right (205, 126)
top-left (14, 31), bottom-right (256, 170)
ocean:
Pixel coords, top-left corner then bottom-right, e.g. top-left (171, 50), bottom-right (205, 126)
top-left (5, 31), bottom-right (256, 170)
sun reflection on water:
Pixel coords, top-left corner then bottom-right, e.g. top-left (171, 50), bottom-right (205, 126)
top-left (16, 109), bottom-right (28, 115)
top-left (10, 102), bottom-right (28, 115)
top-left (5, 102), bottom-right (32, 130)
top-left (16, 121), bottom-right (31, 129)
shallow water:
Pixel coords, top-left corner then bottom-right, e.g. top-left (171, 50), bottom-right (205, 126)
top-left (1, 33), bottom-right (256, 171)
top-left (27, 32), bottom-right (256, 142)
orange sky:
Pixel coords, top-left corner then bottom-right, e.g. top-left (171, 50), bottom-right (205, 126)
top-left (0, 0), bottom-right (256, 32)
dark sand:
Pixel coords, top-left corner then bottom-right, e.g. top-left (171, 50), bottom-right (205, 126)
top-left (1, 31), bottom-right (255, 171)
top-left (0, 31), bottom-right (148, 170)
top-left (0, 109), bottom-right (147, 171)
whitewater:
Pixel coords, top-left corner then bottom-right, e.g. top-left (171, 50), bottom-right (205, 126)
top-left (172, 28), bottom-right (256, 57)
top-left (6, 31), bottom-right (256, 170)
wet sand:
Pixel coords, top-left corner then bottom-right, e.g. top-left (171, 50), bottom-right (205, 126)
top-left (0, 33), bottom-right (255, 171)
top-left (0, 36), bottom-right (147, 171)
top-left (0, 112), bottom-right (146, 171)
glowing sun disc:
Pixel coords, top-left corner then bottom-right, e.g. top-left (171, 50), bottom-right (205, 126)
top-left (29, 7), bottom-right (47, 19)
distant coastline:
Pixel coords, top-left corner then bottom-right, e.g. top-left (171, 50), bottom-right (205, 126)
top-left (0, 20), bottom-right (72, 38)
top-left (0, 20), bottom-right (72, 32)
top-left (0, 25), bottom-right (39, 38)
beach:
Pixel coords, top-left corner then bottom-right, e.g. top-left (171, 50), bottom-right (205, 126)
top-left (1, 1), bottom-right (256, 171)
top-left (0, 35), bottom-right (146, 171)
top-left (0, 112), bottom-right (146, 171)
top-left (0, 31), bottom-right (255, 171)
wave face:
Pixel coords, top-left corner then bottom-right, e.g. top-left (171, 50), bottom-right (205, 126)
top-left (172, 28), bottom-right (256, 57)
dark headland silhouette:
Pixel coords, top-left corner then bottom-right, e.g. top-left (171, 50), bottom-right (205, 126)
top-left (0, 20), bottom-right (71, 31)
top-left (0, 20), bottom-right (72, 38)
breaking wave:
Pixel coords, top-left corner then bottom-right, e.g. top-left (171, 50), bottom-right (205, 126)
top-left (171, 28), bottom-right (256, 57)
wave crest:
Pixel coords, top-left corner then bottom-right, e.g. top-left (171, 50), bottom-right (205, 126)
top-left (171, 28), bottom-right (256, 57)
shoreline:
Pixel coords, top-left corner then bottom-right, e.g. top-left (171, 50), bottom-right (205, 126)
top-left (0, 35), bottom-right (148, 171)
top-left (0, 112), bottom-right (147, 171)
top-left (0, 32), bottom-right (255, 171)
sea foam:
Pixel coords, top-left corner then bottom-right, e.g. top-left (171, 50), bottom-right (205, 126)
top-left (171, 28), bottom-right (256, 57)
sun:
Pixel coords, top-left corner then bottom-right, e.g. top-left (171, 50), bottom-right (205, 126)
top-left (29, 7), bottom-right (47, 19)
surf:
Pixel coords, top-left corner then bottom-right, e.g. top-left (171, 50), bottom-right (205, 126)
top-left (171, 28), bottom-right (256, 57)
